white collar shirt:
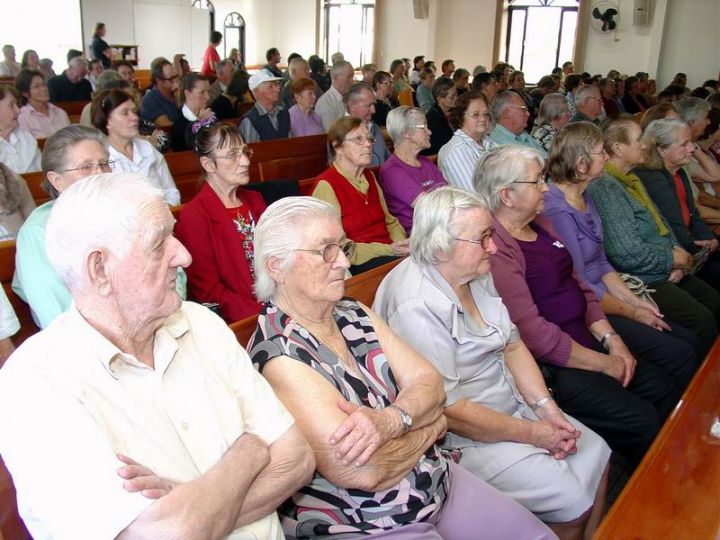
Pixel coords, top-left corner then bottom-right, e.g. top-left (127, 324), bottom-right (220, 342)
top-left (0, 302), bottom-right (293, 540)
top-left (0, 128), bottom-right (42, 174)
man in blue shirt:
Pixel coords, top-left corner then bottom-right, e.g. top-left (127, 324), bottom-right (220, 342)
top-left (140, 57), bottom-right (180, 127)
top-left (490, 91), bottom-right (548, 157)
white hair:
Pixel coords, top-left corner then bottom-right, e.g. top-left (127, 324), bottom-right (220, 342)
top-left (386, 106), bottom-right (426, 144)
top-left (410, 187), bottom-right (488, 266)
top-left (473, 145), bottom-right (545, 212)
top-left (253, 196), bottom-right (340, 302)
top-left (575, 84), bottom-right (600, 104)
top-left (46, 172), bottom-right (164, 291)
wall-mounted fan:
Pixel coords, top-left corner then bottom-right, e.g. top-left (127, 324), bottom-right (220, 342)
top-left (591, 1), bottom-right (620, 33)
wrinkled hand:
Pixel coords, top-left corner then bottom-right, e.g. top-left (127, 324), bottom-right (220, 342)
top-left (391, 239), bottom-right (411, 257)
top-left (668, 268), bottom-right (684, 283)
top-left (117, 454), bottom-right (174, 499)
top-left (529, 416), bottom-right (579, 460)
top-left (198, 107), bottom-right (214, 120)
top-left (607, 338), bottom-right (637, 387)
top-left (634, 305), bottom-right (671, 332)
top-left (329, 398), bottom-right (400, 467)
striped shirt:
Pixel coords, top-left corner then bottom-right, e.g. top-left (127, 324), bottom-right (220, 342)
top-left (438, 129), bottom-right (496, 191)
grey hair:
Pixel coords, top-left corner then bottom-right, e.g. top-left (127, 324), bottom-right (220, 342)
top-left (344, 81), bottom-right (373, 106)
top-left (94, 69), bottom-right (123, 92)
top-left (410, 187), bottom-right (489, 266)
top-left (330, 60), bottom-right (353, 80)
top-left (642, 117), bottom-right (690, 170)
top-left (288, 57), bottom-right (308, 75)
top-left (537, 93), bottom-right (569, 124)
top-left (215, 58), bottom-right (233, 74)
top-left (40, 125), bottom-right (108, 199)
top-left (45, 173), bottom-right (164, 291)
top-left (68, 56), bottom-right (86, 69)
top-left (490, 91), bottom-right (519, 122)
top-left (675, 97), bottom-right (710, 126)
top-left (575, 84), bottom-right (600, 104)
top-left (386, 106), bottom-right (426, 144)
top-left (253, 196), bottom-right (340, 302)
top-left (473, 145), bottom-right (546, 212)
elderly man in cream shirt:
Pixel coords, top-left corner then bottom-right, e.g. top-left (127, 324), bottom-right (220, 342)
top-left (0, 172), bottom-right (314, 540)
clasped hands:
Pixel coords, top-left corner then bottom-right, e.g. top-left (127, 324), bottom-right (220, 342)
top-left (531, 404), bottom-right (581, 460)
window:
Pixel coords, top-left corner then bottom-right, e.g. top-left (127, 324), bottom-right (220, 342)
top-left (505, 0), bottom-right (579, 83)
top-left (223, 12), bottom-right (246, 64)
top-left (192, 0), bottom-right (215, 36)
top-left (320, 0), bottom-right (375, 67)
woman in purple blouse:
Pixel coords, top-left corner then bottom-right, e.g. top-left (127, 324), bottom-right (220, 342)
top-left (474, 143), bottom-right (685, 469)
top-left (379, 106), bottom-right (447, 234)
top-left (288, 77), bottom-right (324, 137)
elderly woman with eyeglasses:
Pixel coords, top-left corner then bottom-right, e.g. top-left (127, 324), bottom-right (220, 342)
top-left (0, 84), bottom-right (41, 174)
top-left (312, 117), bottom-right (409, 274)
top-left (378, 106), bottom-right (447, 234)
top-left (175, 123), bottom-right (265, 323)
top-left (247, 196), bottom-right (558, 540)
top-left (476, 144), bottom-right (677, 470)
top-left (542, 122), bottom-right (698, 395)
top-left (373, 186), bottom-right (610, 539)
top-left (438, 91), bottom-right (496, 191)
top-left (531, 93), bottom-right (572, 154)
top-left (12, 125), bottom-right (113, 328)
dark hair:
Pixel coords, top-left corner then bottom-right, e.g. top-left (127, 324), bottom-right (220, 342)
top-left (20, 49), bottom-right (38, 68)
top-left (441, 59), bottom-right (454, 71)
top-left (490, 70), bottom-right (505, 82)
top-left (432, 77), bottom-right (455, 100)
top-left (150, 57), bottom-right (172, 85)
top-left (552, 67), bottom-right (563, 76)
top-left (662, 84), bottom-right (686, 98)
top-left (640, 104), bottom-right (677, 132)
top-left (548, 121), bottom-right (603, 184)
top-left (389, 59), bottom-right (404, 75)
top-left (537, 75), bottom-right (555, 90)
top-left (413, 55), bottom-right (424, 69)
top-left (452, 68), bottom-right (470, 82)
top-left (90, 89), bottom-right (133, 135)
top-left (493, 62), bottom-right (509, 72)
top-left (15, 69), bottom-right (43, 105)
top-left (66, 49), bottom-right (83, 64)
top-left (702, 80), bottom-right (719, 91)
top-left (195, 122), bottom-right (245, 159)
top-left (327, 116), bottom-right (363, 159)
top-left (308, 56), bottom-right (325, 75)
top-left (372, 70), bottom-right (391, 89)
top-left (266, 47), bottom-right (280, 61)
top-left (112, 59), bottom-right (134, 72)
top-left (180, 73), bottom-right (208, 104)
top-left (291, 77), bottom-right (317, 96)
top-left (226, 69), bottom-right (250, 99)
top-left (210, 31), bottom-right (223, 45)
top-left (449, 91), bottom-right (488, 130)
top-left (0, 84), bottom-right (19, 105)
top-left (424, 61), bottom-right (436, 70)
top-left (472, 72), bottom-right (496, 92)
top-left (564, 74), bottom-right (582, 93)
top-left (624, 76), bottom-right (639, 95)
top-left (88, 59), bottom-right (103, 71)
top-left (287, 52), bottom-right (301, 63)
top-left (92, 22), bottom-right (105, 39)
top-left (690, 87), bottom-right (710, 99)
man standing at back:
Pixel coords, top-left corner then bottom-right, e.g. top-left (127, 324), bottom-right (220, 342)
top-left (315, 60), bottom-right (354, 131)
top-left (48, 57), bottom-right (93, 102)
top-left (239, 70), bottom-right (290, 142)
top-left (0, 173), bottom-right (314, 540)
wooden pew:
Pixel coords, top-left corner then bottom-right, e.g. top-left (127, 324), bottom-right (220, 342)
top-left (229, 258), bottom-right (402, 347)
top-left (0, 456), bottom-right (31, 540)
top-left (594, 341), bottom-right (720, 539)
top-left (0, 240), bottom-right (39, 345)
top-left (53, 100), bottom-right (89, 118)
top-left (21, 172), bottom-right (49, 207)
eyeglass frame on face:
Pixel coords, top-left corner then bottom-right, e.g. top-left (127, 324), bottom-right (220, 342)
top-left (160, 74), bottom-right (181, 82)
top-left (212, 145), bottom-right (254, 162)
top-left (452, 226), bottom-right (495, 249)
top-left (344, 134), bottom-right (376, 146)
top-left (465, 111), bottom-right (491, 120)
top-left (292, 240), bottom-right (356, 263)
top-left (60, 160), bottom-right (115, 174)
top-left (589, 147), bottom-right (608, 158)
top-left (512, 175), bottom-right (548, 188)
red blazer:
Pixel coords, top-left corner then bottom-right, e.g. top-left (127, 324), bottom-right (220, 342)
top-left (175, 182), bottom-right (266, 323)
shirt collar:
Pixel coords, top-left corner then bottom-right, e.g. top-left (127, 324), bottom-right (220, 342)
top-left (182, 104), bottom-right (198, 122)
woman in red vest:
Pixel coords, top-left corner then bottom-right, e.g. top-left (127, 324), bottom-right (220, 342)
top-left (312, 116), bottom-right (409, 274)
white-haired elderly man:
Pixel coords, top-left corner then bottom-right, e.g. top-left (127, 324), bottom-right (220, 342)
top-left (209, 58), bottom-right (235, 103)
top-left (0, 172), bottom-right (314, 540)
top-left (489, 91), bottom-right (548, 158)
top-left (280, 56), bottom-right (313, 109)
top-left (570, 85), bottom-right (604, 125)
top-left (239, 69), bottom-right (291, 143)
top-left (47, 56), bottom-right (93, 102)
top-left (345, 81), bottom-right (390, 166)
top-left (315, 60), bottom-right (355, 131)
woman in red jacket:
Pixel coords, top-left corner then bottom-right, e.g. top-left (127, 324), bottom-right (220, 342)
top-left (175, 122), bottom-right (266, 322)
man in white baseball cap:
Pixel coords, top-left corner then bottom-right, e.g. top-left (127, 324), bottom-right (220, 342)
top-left (239, 69), bottom-right (290, 142)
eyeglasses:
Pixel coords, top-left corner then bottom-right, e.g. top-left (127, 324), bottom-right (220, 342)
top-left (61, 160), bottom-right (115, 174)
top-left (213, 146), bottom-right (254, 161)
top-left (513, 176), bottom-right (547, 188)
top-left (293, 241), bottom-right (356, 263)
top-left (508, 105), bottom-right (529, 111)
top-left (160, 75), bottom-right (180, 82)
top-left (344, 135), bottom-right (376, 146)
top-left (590, 148), bottom-right (608, 158)
top-left (411, 124), bottom-right (428, 130)
top-left (453, 227), bottom-right (495, 249)
top-left (466, 112), bottom-right (491, 120)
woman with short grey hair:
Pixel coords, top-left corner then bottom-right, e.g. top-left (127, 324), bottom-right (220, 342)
top-left (248, 195), bottom-right (557, 540)
top-left (477, 144), bottom-right (678, 470)
top-left (531, 93), bottom-right (571, 154)
top-left (674, 97), bottom-right (720, 195)
top-left (379, 106), bottom-right (447, 234)
top-left (374, 186), bottom-right (610, 538)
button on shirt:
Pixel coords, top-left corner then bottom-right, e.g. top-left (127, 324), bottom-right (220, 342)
top-left (489, 124), bottom-right (548, 158)
top-left (0, 128), bottom-right (42, 173)
top-left (18, 103), bottom-right (71, 139)
top-left (0, 302), bottom-right (294, 540)
top-left (438, 129), bottom-right (497, 191)
top-left (108, 138), bottom-right (181, 205)
top-left (315, 86), bottom-right (346, 131)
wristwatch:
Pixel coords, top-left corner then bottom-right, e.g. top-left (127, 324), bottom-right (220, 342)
top-left (388, 404), bottom-right (413, 432)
